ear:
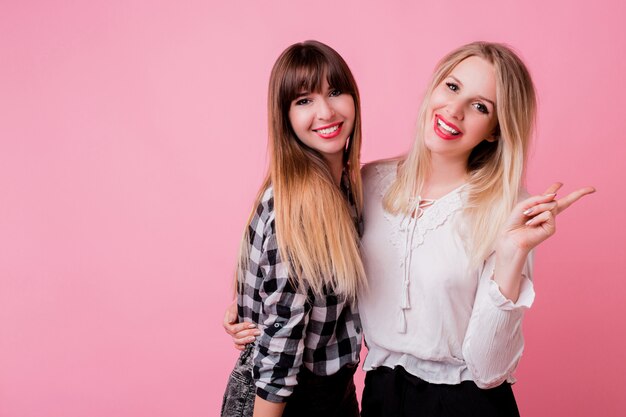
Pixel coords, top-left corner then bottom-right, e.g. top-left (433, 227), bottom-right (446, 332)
top-left (484, 125), bottom-right (500, 142)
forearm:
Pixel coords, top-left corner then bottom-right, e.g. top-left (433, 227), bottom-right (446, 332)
top-left (254, 293), bottom-right (308, 400)
top-left (463, 250), bottom-right (535, 387)
top-left (253, 395), bottom-right (286, 417)
top-left (254, 232), bottom-right (310, 400)
top-left (493, 242), bottom-right (530, 303)
top-left (462, 281), bottom-right (530, 387)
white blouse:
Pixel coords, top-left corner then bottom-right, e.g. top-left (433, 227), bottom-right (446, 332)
top-left (358, 161), bottom-right (535, 389)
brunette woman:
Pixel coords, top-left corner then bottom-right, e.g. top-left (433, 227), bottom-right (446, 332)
top-left (221, 40), bottom-right (365, 417)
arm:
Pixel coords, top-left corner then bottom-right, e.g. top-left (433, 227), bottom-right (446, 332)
top-left (253, 396), bottom-right (287, 417)
top-left (494, 183), bottom-right (595, 301)
top-left (252, 231), bottom-right (311, 405)
top-left (461, 251), bottom-right (535, 388)
top-left (463, 183), bottom-right (595, 388)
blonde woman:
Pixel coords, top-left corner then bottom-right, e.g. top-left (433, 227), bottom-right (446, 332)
top-left (220, 41), bottom-right (366, 417)
top-left (358, 42), bottom-right (593, 416)
top-left (226, 42), bottom-right (594, 416)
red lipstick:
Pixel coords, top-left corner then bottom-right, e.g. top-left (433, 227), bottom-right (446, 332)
top-left (314, 122), bottom-right (343, 139)
top-left (434, 115), bottom-right (462, 140)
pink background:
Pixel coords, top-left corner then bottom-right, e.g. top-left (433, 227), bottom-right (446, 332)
top-left (1, 1), bottom-right (624, 416)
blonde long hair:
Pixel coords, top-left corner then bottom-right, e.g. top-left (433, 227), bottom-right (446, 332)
top-left (238, 40), bottom-right (366, 301)
top-left (384, 42), bottom-right (537, 267)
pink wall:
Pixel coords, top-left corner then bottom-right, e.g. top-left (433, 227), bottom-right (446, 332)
top-left (1, 1), bottom-right (624, 416)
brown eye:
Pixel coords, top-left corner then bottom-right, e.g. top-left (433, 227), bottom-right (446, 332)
top-left (446, 82), bottom-right (459, 92)
top-left (295, 98), bottom-right (311, 106)
top-left (473, 103), bottom-right (489, 114)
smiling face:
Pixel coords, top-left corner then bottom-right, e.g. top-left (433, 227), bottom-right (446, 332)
top-left (424, 56), bottom-right (499, 163)
top-left (288, 78), bottom-right (355, 162)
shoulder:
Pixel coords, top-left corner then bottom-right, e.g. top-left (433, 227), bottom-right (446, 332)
top-left (361, 159), bottom-right (399, 189)
top-left (251, 186), bottom-right (276, 237)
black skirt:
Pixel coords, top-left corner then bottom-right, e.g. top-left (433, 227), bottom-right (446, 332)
top-left (283, 362), bottom-right (359, 417)
top-left (361, 366), bottom-right (520, 417)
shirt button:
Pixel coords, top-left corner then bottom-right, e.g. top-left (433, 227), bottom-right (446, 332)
top-left (356, 327), bottom-right (361, 333)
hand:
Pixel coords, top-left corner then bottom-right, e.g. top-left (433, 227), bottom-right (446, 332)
top-left (223, 302), bottom-right (261, 351)
top-left (499, 182), bottom-right (596, 254)
top-left (493, 183), bottom-right (595, 302)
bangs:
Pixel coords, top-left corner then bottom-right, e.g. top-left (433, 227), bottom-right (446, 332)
top-left (280, 50), bottom-right (355, 105)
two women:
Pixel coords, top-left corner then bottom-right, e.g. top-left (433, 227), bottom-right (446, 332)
top-left (223, 40), bottom-right (594, 417)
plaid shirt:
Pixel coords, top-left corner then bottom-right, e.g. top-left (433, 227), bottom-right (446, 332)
top-left (237, 177), bottom-right (362, 403)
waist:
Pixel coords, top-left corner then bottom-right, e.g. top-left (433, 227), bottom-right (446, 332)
top-left (363, 346), bottom-right (472, 385)
top-left (298, 361), bottom-right (358, 385)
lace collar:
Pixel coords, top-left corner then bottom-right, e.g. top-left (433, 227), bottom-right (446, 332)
top-left (374, 163), bottom-right (465, 251)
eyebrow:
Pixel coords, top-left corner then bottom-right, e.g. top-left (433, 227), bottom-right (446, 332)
top-left (448, 75), bottom-right (496, 108)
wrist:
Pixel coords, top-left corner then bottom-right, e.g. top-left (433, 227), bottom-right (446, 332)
top-left (496, 236), bottom-right (531, 261)
top-left (494, 241), bottom-right (531, 303)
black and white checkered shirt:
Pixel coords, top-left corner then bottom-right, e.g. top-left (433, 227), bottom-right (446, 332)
top-left (237, 178), bottom-right (362, 403)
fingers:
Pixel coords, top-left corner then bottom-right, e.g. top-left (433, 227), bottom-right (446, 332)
top-left (542, 182), bottom-right (563, 196)
top-left (556, 186), bottom-right (596, 215)
top-left (228, 322), bottom-right (260, 351)
top-left (233, 326), bottom-right (262, 340)
top-left (225, 321), bottom-right (259, 337)
top-left (234, 331), bottom-right (260, 346)
top-left (522, 200), bottom-right (558, 217)
top-left (518, 191), bottom-right (558, 215)
top-left (525, 209), bottom-right (554, 232)
top-left (523, 196), bottom-right (557, 232)
top-left (224, 319), bottom-right (261, 349)
top-left (522, 183), bottom-right (595, 218)
top-left (222, 302), bottom-right (260, 351)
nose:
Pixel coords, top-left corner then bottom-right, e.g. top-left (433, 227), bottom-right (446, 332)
top-left (316, 97), bottom-right (335, 120)
top-left (445, 99), bottom-right (464, 120)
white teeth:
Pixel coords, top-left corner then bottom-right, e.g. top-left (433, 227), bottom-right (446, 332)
top-left (317, 125), bottom-right (339, 135)
top-left (437, 119), bottom-right (460, 135)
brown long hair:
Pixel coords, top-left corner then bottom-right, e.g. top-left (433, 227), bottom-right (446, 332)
top-left (238, 40), bottom-right (366, 300)
top-left (384, 42), bottom-right (537, 267)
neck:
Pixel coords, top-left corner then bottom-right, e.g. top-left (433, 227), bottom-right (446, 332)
top-left (325, 153), bottom-right (344, 186)
top-left (423, 153), bottom-right (468, 198)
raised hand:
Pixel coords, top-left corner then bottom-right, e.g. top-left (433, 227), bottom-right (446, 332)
top-left (493, 182), bottom-right (595, 302)
top-left (499, 182), bottom-right (596, 253)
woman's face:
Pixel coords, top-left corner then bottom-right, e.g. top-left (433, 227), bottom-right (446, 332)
top-left (288, 78), bottom-right (355, 163)
top-left (424, 56), bottom-right (498, 162)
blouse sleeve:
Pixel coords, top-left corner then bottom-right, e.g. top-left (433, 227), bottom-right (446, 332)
top-left (253, 229), bottom-right (311, 403)
top-left (461, 250), bottom-right (535, 388)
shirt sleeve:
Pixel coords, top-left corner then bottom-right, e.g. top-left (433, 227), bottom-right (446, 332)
top-left (461, 250), bottom-right (535, 388)
top-left (252, 229), bottom-right (311, 403)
